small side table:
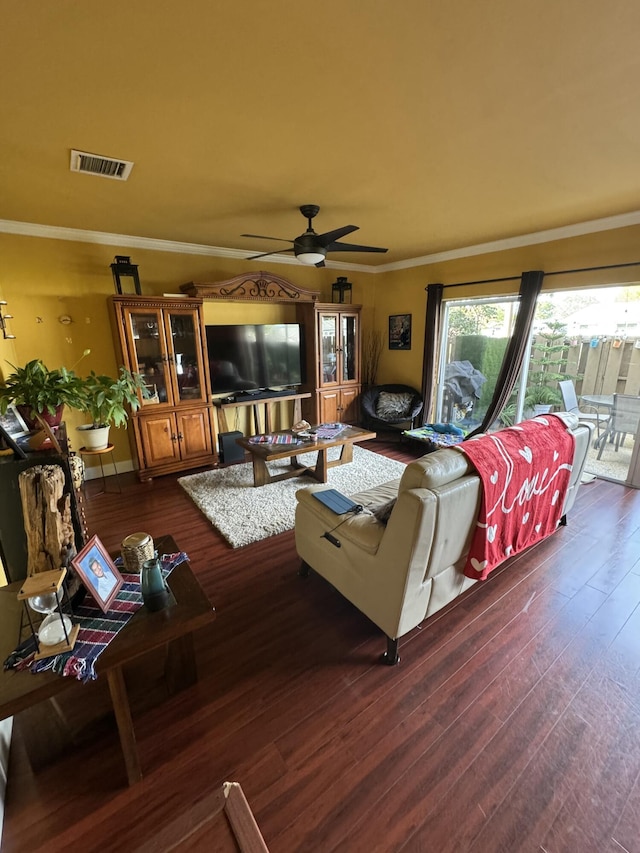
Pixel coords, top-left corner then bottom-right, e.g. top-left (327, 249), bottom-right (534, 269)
top-left (78, 444), bottom-right (122, 496)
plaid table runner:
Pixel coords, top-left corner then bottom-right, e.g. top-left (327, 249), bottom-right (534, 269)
top-left (15, 552), bottom-right (188, 683)
top-left (249, 433), bottom-right (301, 444)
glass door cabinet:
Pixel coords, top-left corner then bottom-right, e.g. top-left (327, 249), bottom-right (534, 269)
top-left (297, 303), bottom-right (361, 425)
top-left (109, 296), bottom-right (214, 480)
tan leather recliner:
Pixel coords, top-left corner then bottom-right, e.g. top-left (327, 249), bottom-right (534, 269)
top-left (294, 413), bottom-right (593, 664)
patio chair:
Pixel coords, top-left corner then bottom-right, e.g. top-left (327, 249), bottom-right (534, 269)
top-left (559, 379), bottom-right (608, 441)
top-left (596, 393), bottom-right (640, 459)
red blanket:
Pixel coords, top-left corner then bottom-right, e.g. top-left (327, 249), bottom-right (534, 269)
top-left (459, 415), bottom-right (575, 580)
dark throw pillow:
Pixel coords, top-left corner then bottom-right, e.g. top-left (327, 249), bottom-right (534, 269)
top-left (373, 498), bottom-right (396, 524)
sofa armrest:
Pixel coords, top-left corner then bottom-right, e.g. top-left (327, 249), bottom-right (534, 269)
top-left (295, 487), bottom-right (386, 554)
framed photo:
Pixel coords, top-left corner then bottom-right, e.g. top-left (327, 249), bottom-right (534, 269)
top-left (0, 404), bottom-right (29, 439)
top-left (0, 424), bottom-right (27, 459)
top-left (389, 314), bottom-right (412, 350)
top-left (71, 534), bottom-right (123, 613)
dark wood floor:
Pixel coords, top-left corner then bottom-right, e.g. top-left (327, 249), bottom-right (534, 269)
top-left (4, 437), bottom-right (640, 852)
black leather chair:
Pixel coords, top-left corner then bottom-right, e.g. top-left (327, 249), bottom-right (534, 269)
top-left (361, 384), bottom-right (424, 434)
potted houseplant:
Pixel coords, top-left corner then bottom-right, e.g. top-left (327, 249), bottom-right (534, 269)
top-left (523, 384), bottom-right (563, 416)
top-left (524, 321), bottom-right (572, 416)
top-left (0, 358), bottom-right (86, 429)
top-left (76, 367), bottom-right (149, 450)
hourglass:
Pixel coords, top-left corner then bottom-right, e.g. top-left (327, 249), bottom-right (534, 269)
top-left (17, 568), bottom-right (79, 660)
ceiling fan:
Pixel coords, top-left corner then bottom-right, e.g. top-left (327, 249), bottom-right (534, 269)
top-left (241, 204), bottom-right (388, 267)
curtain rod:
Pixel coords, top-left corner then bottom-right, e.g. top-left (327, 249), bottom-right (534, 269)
top-left (428, 259), bottom-right (640, 290)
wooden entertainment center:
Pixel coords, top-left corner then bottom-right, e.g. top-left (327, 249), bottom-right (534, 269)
top-left (110, 271), bottom-right (364, 480)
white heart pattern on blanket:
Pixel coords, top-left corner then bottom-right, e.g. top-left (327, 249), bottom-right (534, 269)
top-left (535, 523), bottom-right (541, 533)
top-left (553, 450), bottom-right (559, 461)
top-left (505, 545), bottom-right (513, 556)
top-left (470, 557), bottom-right (488, 573)
top-left (487, 525), bottom-right (497, 542)
top-left (552, 490), bottom-right (559, 506)
top-left (490, 470), bottom-right (498, 484)
top-left (522, 512), bottom-right (530, 523)
top-left (519, 446), bottom-right (533, 463)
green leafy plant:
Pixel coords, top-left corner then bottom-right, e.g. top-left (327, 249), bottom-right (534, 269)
top-left (0, 358), bottom-right (86, 420)
top-left (79, 367), bottom-right (149, 429)
top-left (524, 321), bottom-right (572, 411)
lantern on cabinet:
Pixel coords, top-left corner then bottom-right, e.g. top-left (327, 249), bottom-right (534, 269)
top-left (331, 276), bottom-right (352, 304)
top-left (111, 256), bottom-right (142, 295)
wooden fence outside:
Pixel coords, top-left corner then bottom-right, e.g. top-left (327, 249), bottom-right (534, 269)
top-left (565, 337), bottom-right (640, 397)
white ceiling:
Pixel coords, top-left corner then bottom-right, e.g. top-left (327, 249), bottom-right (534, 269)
top-left (2, 0), bottom-right (640, 268)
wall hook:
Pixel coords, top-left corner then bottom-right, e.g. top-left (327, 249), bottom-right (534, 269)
top-left (0, 301), bottom-right (16, 339)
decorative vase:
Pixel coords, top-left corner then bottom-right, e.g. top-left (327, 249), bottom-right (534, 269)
top-left (76, 424), bottom-right (110, 450)
top-left (140, 557), bottom-right (171, 612)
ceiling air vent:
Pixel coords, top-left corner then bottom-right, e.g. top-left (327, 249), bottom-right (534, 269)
top-left (70, 149), bottom-right (134, 181)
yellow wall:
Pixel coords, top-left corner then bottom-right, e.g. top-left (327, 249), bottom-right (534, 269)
top-left (0, 233), bottom-right (373, 468)
top-left (2, 221), bottom-right (640, 470)
top-left (0, 282), bottom-right (18, 383)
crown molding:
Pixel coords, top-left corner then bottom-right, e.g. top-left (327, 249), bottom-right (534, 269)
top-left (373, 209), bottom-right (640, 273)
top-left (2, 208), bottom-right (640, 275)
top-left (0, 219), bottom-right (373, 272)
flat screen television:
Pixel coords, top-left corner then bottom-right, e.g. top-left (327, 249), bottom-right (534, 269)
top-left (205, 323), bottom-right (304, 394)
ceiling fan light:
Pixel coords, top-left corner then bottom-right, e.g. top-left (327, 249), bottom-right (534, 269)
top-left (297, 251), bottom-right (326, 266)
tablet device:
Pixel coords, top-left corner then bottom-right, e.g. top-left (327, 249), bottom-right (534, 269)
top-left (312, 489), bottom-right (360, 514)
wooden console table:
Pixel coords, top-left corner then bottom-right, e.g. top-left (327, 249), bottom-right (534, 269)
top-left (213, 392), bottom-right (311, 435)
top-left (0, 535), bottom-right (215, 786)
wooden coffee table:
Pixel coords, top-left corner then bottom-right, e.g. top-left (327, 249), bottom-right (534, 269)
top-left (236, 424), bottom-right (376, 487)
top-left (0, 535), bottom-right (215, 786)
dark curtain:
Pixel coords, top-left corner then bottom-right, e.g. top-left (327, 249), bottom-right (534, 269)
top-left (465, 269), bottom-right (544, 439)
top-left (421, 283), bottom-right (444, 422)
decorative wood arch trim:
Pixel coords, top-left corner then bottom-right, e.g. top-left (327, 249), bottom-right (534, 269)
top-left (180, 271), bottom-right (320, 303)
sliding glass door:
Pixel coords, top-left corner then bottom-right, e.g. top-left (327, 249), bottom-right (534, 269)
top-left (437, 296), bottom-right (519, 432)
top-left (529, 284), bottom-right (640, 487)
top-left (437, 285), bottom-right (640, 487)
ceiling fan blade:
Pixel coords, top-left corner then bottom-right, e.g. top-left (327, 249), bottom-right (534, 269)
top-left (325, 241), bottom-right (388, 254)
top-left (246, 248), bottom-right (296, 260)
top-left (241, 234), bottom-right (294, 244)
top-left (316, 225), bottom-right (359, 246)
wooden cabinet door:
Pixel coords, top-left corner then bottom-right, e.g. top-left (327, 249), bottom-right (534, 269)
top-left (340, 386), bottom-right (360, 423)
top-left (317, 312), bottom-right (340, 388)
top-left (176, 408), bottom-right (212, 459)
top-left (120, 306), bottom-right (173, 406)
top-left (138, 413), bottom-right (180, 467)
top-left (339, 312), bottom-right (360, 385)
top-left (319, 389), bottom-right (340, 423)
top-left (163, 308), bottom-right (209, 407)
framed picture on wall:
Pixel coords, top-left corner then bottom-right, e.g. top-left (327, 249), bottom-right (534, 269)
top-left (389, 314), bottom-right (411, 350)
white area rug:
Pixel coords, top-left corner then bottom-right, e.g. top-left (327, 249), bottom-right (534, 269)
top-left (178, 445), bottom-right (406, 548)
